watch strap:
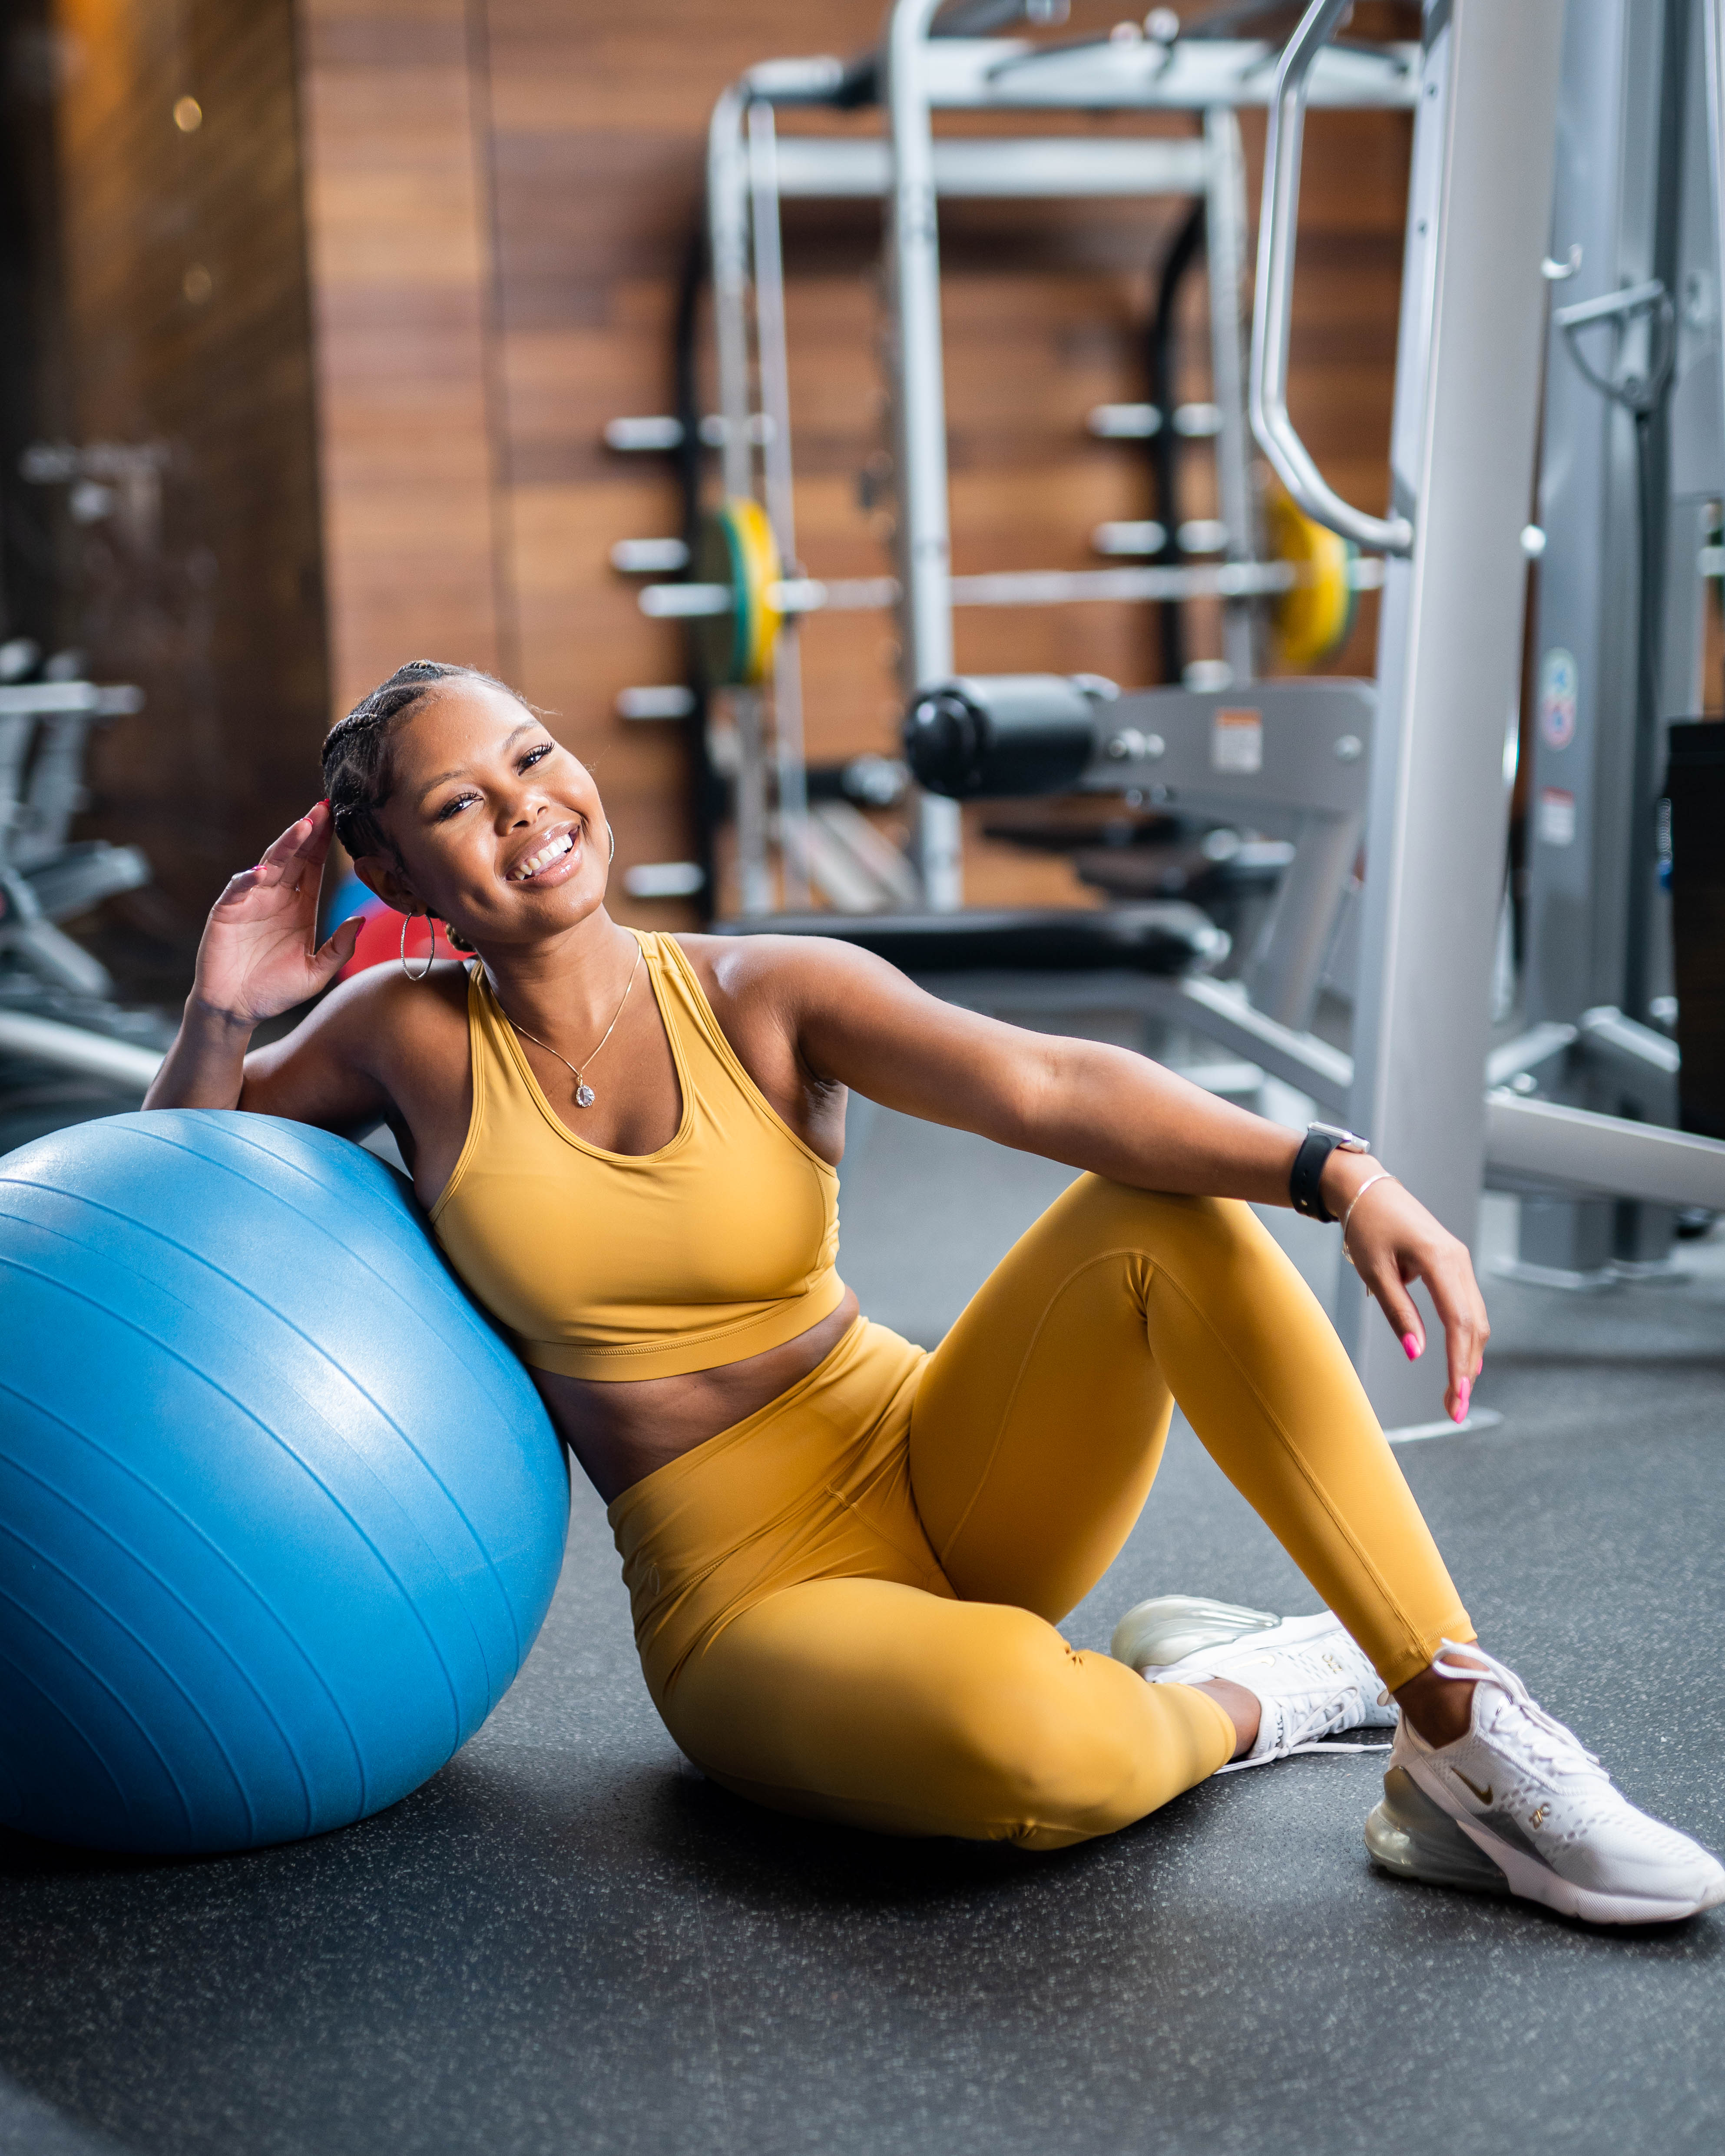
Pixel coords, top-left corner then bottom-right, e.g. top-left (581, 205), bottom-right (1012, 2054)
top-left (1290, 1128), bottom-right (1344, 1222)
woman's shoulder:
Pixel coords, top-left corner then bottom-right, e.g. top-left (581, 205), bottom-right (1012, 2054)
top-left (310, 955), bottom-right (473, 1070)
top-left (669, 929), bottom-right (870, 1000)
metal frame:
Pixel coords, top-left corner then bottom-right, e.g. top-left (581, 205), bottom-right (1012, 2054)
top-left (636, 1), bottom-right (1725, 1428)
top-left (1253, 0), bottom-right (1725, 1420)
top-left (1331, 0), bottom-right (1566, 1422)
top-left (0, 679), bottom-right (149, 1004)
top-left (1249, 0), bottom-right (1415, 555)
top-left (1509, 0), bottom-right (1725, 1286)
top-left (683, 15), bottom-right (1420, 916)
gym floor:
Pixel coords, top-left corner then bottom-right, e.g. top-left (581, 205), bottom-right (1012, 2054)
top-left (4, 1035), bottom-right (1722, 2156)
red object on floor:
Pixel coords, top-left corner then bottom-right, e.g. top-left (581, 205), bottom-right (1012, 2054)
top-left (338, 902), bottom-right (448, 982)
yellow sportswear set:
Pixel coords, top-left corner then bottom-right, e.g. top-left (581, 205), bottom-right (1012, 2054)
top-left (432, 931), bottom-right (1472, 1849)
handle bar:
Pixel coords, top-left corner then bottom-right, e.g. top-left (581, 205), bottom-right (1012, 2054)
top-left (1248, 0), bottom-right (1415, 556)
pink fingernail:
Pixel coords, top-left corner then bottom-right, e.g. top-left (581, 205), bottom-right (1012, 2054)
top-left (1452, 1379), bottom-right (1471, 1424)
top-left (1402, 1333), bottom-right (1421, 1361)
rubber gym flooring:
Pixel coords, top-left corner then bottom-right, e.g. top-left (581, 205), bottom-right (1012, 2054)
top-left (3, 1065), bottom-right (1722, 2156)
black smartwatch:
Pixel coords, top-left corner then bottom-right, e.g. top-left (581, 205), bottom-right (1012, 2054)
top-left (1289, 1122), bottom-right (1372, 1222)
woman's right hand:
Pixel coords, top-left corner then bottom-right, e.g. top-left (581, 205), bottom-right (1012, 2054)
top-left (192, 803), bottom-right (366, 1028)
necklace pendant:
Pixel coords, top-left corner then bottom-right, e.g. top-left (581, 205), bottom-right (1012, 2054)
top-left (574, 1081), bottom-right (596, 1109)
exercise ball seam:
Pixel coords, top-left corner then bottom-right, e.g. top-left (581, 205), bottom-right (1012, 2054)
top-left (145, 1118), bottom-right (533, 1391)
top-left (0, 1385), bottom-right (318, 1837)
top-left (0, 1111), bottom-right (569, 1852)
top-left (0, 1634), bottom-right (136, 1820)
top-left (0, 1575), bottom-right (197, 1837)
top-left (0, 1348), bottom-right (362, 1819)
top-left (96, 1127), bottom-right (547, 1664)
top-left (2, 1190), bottom-right (523, 1693)
top-left (1, 1497), bottom-right (270, 1838)
top-left (0, 1250), bottom-right (471, 1775)
top-left (2, 1250), bottom-right (419, 1801)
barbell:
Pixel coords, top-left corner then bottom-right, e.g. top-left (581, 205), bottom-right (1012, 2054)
top-left (641, 493), bottom-right (1370, 689)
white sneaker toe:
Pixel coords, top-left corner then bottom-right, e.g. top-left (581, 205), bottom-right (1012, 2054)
top-left (1370, 1641), bottom-right (1725, 1925)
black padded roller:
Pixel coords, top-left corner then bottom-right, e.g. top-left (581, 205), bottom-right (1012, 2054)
top-left (901, 675), bottom-right (1101, 799)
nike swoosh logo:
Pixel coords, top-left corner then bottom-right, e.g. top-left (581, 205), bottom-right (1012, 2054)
top-left (1455, 1769), bottom-right (1494, 1806)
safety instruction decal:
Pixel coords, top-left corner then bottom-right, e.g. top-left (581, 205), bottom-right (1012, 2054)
top-left (1538, 648), bottom-right (1578, 750)
top-left (1536, 787), bottom-right (1576, 847)
top-left (1212, 707), bottom-right (1263, 774)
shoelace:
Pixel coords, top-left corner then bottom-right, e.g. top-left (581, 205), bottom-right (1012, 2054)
top-left (1214, 1646), bottom-right (1395, 1774)
top-left (1431, 1638), bottom-right (1620, 1832)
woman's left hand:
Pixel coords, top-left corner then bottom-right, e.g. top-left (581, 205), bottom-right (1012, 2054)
top-left (1332, 1164), bottom-right (1489, 1423)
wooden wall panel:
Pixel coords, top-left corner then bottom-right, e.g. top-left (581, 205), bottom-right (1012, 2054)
top-left (297, 0), bottom-right (505, 714)
top-left (49, 0), bottom-right (331, 935)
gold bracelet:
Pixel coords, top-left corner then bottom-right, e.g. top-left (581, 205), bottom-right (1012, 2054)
top-left (1340, 1171), bottom-right (1396, 1266)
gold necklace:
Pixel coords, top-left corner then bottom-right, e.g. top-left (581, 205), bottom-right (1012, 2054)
top-left (498, 945), bottom-right (640, 1109)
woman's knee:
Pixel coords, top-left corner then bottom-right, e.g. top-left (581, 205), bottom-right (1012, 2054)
top-left (942, 1613), bottom-right (1162, 1834)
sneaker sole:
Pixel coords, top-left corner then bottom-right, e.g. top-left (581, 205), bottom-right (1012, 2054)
top-left (1109, 1595), bottom-right (1279, 1675)
top-left (1369, 1765), bottom-right (1725, 1925)
top-left (1364, 1768), bottom-right (1509, 1896)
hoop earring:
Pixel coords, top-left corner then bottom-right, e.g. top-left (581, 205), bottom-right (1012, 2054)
top-left (606, 822), bottom-right (616, 865)
top-left (400, 909), bottom-right (435, 983)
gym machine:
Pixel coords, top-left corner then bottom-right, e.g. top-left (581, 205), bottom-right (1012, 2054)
top-left (616, 0), bottom-right (1725, 1432)
top-left (1500, 0), bottom-right (1725, 1287)
top-left (611, 1), bottom-right (1405, 919)
top-left (0, 648), bottom-right (166, 1095)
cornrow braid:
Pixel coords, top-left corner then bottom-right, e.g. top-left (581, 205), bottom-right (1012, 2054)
top-left (321, 659), bottom-right (516, 865)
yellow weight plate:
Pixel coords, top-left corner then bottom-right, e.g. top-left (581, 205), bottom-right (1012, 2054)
top-left (1268, 490), bottom-right (1358, 669)
top-left (690, 497), bottom-right (782, 688)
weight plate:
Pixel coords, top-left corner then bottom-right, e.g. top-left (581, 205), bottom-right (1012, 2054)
top-left (1268, 490), bottom-right (1357, 668)
top-left (691, 498), bottom-right (782, 687)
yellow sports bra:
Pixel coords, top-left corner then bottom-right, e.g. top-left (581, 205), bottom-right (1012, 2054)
top-left (428, 930), bottom-right (845, 1382)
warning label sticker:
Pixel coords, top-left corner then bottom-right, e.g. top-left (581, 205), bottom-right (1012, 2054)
top-left (1536, 786), bottom-right (1576, 846)
top-left (1212, 707), bottom-right (1263, 774)
top-left (1538, 648), bottom-right (1578, 750)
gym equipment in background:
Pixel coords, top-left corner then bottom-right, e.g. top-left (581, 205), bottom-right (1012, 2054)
top-left (1264, 492), bottom-right (1357, 671)
top-left (0, 658), bottom-right (149, 1002)
top-left (0, 645), bottom-right (169, 1095)
top-left (608, 5), bottom-right (1407, 916)
top-left (1665, 721), bottom-right (1725, 1142)
top-left (725, 673), bottom-right (1373, 1079)
top-left (1494, 0), bottom-right (1725, 1287)
top-left (662, 489), bottom-right (1362, 696)
top-left (689, 497), bottom-right (784, 688)
top-left (0, 1109), bottom-right (569, 1854)
top-left (662, 0), bottom-right (1725, 1435)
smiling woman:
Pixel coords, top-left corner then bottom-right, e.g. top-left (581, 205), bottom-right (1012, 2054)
top-left (132, 659), bottom-right (1725, 1920)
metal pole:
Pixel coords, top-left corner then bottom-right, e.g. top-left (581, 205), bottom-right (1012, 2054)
top-left (1204, 106), bottom-right (1257, 686)
top-left (1341, 0), bottom-right (1565, 1430)
top-left (747, 102), bottom-right (811, 907)
top-left (1704, 0), bottom-right (1725, 468)
top-left (708, 86), bottom-right (770, 913)
top-left (885, 0), bottom-right (963, 909)
top-left (707, 86), bottom-right (755, 499)
top-left (0, 1010), bottom-right (162, 1091)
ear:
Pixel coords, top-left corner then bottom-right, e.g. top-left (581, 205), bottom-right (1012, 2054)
top-left (351, 852), bottom-right (420, 916)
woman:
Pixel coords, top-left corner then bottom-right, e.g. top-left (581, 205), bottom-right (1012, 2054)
top-left (146, 660), bottom-right (1722, 1923)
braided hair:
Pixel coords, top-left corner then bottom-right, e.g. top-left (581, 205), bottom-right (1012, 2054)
top-left (321, 659), bottom-right (519, 865)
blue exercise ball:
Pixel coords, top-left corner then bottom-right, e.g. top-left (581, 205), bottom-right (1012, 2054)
top-left (0, 1110), bottom-right (569, 1855)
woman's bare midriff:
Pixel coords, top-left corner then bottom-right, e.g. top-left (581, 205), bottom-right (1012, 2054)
top-left (530, 1286), bottom-right (863, 1505)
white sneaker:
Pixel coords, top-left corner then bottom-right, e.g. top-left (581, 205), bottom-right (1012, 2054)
top-left (1109, 1594), bottom-right (1281, 1675)
top-left (1365, 1641), bottom-right (1725, 1925)
top-left (1117, 1601), bottom-right (1398, 1771)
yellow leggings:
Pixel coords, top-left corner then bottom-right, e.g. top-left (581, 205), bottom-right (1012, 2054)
top-left (607, 1175), bottom-right (1473, 1850)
